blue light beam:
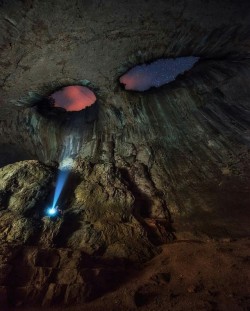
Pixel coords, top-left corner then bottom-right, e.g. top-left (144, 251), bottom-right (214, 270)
top-left (51, 169), bottom-right (70, 209)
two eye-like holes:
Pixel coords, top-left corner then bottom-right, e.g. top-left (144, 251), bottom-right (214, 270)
top-left (49, 57), bottom-right (199, 112)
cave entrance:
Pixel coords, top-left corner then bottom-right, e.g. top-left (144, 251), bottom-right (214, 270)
top-left (50, 85), bottom-right (96, 112)
top-left (120, 56), bottom-right (199, 91)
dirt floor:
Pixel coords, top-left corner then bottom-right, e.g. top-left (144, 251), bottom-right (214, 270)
top-left (17, 237), bottom-right (250, 311)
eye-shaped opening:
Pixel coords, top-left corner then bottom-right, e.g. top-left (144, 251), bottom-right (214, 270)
top-left (49, 85), bottom-right (96, 112)
top-left (30, 83), bottom-right (99, 121)
top-left (119, 56), bottom-right (200, 92)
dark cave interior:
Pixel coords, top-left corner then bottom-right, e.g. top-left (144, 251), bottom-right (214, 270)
top-left (0, 0), bottom-right (249, 310)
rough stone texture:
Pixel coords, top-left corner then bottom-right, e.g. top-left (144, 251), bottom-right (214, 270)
top-left (0, 160), bottom-right (163, 257)
top-left (0, 0), bottom-right (250, 308)
top-left (0, 161), bottom-right (55, 243)
top-left (0, 160), bottom-right (162, 307)
top-left (0, 243), bottom-right (132, 308)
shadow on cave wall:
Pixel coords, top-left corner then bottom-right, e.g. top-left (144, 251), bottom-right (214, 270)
top-left (119, 167), bottom-right (175, 245)
top-left (0, 143), bottom-right (35, 168)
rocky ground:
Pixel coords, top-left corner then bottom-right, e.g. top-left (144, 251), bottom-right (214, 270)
top-left (0, 160), bottom-right (249, 310)
top-left (4, 238), bottom-right (249, 311)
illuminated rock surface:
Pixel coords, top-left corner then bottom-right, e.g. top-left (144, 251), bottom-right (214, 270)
top-left (0, 0), bottom-right (249, 309)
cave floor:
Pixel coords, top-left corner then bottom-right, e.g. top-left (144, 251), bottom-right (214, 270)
top-left (17, 238), bottom-right (250, 311)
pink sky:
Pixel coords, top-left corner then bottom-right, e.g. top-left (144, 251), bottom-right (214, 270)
top-left (120, 71), bottom-right (152, 91)
top-left (51, 86), bottom-right (96, 111)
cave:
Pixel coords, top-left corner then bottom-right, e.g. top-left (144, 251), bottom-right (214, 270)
top-left (0, 0), bottom-right (249, 310)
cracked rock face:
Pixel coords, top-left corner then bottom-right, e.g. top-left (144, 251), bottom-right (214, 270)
top-left (0, 0), bottom-right (250, 308)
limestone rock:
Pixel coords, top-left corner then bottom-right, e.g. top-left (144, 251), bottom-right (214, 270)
top-left (0, 160), bottom-right (54, 215)
top-left (0, 161), bottom-right (55, 244)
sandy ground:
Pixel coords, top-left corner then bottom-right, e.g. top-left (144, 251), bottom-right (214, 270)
top-left (17, 238), bottom-right (250, 311)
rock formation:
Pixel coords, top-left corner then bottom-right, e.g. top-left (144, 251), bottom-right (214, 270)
top-left (0, 0), bottom-right (249, 308)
